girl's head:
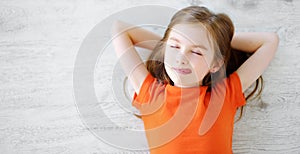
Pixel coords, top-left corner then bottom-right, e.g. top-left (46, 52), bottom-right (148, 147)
top-left (147, 6), bottom-right (234, 87)
top-left (146, 6), bottom-right (263, 121)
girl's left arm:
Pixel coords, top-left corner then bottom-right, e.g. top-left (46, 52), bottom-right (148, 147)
top-left (231, 32), bottom-right (279, 92)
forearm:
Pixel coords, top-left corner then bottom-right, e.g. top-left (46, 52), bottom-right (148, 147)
top-left (231, 32), bottom-right (279, 53)
top-left (234, 32), bottom-right (279, 91)
top-left (112, 20), bottom-right (162, 50)
top-left (111, 20), bottom-right (152, 93)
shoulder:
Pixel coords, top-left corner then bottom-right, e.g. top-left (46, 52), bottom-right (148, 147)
top-left (227, 72), bottom-right (243, 88)
top-left (132, 73), bottom-right (162, 108)
top-left (213, 72), bottom-right (246, 107)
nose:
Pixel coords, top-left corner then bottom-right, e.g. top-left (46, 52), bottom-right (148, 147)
top-left (176, 48), bottom-right (188, 65)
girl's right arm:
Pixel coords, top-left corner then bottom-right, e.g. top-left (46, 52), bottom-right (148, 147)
top-left (111, 20), bottom-right (162, 94)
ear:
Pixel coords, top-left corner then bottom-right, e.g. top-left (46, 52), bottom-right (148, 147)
top-left (210, 59), bottom-right (224, 73)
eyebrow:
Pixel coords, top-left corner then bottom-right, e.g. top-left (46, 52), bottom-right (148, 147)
top-left (169, 37), bottom-right (208, 51)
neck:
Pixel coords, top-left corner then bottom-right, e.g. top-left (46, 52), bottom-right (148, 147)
top-left (174, 81), bottom-right (202, 88)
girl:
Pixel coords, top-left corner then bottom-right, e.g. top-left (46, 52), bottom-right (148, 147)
top-left (112, 6), bottom-right (278, 154)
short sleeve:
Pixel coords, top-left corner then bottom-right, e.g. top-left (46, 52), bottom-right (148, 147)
top-left (227, 72), bottom-right (246, 107)
top-left (132, 73), bottom-right (155, 109)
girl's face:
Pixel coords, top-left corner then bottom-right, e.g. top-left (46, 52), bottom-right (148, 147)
top-left (164, 23), bottom-right (216, 87)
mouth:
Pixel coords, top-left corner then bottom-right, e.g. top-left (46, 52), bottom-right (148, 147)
top-left (172, 67), bottom-right (192, 75)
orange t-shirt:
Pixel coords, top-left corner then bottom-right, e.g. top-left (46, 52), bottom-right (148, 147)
top-left (132, 72), bottom-right (246, 154)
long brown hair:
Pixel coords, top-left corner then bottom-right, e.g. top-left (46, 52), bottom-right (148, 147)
top-left (146, 6), bottom-right (263, 121)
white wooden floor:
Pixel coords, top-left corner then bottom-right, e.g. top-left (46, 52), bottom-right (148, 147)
top-left (0, 0), bottom-right (299, 153)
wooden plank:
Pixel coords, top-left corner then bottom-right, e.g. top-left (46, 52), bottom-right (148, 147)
top-left (0, 0), bottom-right (299, 153)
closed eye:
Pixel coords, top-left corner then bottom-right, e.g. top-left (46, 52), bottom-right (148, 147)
top-left (192, 51), bottom-right (203, 56)
top-left (170, 45), bottom-right (180, 49)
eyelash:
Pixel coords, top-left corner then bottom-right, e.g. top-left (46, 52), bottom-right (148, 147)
top-left (170, 45), bottom-right (180, 49)
top-left (191, 51), bottom-right (203, 56)
top-left (169, 45), bottom-right (203, 56)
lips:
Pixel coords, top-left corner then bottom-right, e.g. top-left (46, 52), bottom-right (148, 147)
top-left (173, 67), bottom-right (192, 75)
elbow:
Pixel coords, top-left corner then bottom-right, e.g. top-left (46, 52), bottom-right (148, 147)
top-left (111, 20), bottom-right (121, 36)
top-left (112, 20), bottom-right (127, 36)
top-left (266, 32), bottom-right (279, 53)
top-left (272, 33), bottom-right (280, 53)
top-left (272, 32), bottom-right (279, 45)
top-left (111, 20), bottom-right (133, 39)
top-left (268, 32), bottom-right (280, 46)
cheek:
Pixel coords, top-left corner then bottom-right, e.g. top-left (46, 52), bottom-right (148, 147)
top-left (189, 57), bottom-right (211, 78)
top-left (190, 56), bottom-right (209, 69)
top-left (164, 49), bottom-right (176, 65)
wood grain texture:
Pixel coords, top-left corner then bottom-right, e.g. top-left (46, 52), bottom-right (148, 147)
top-left (0, 0), bottom-right (299, 153)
